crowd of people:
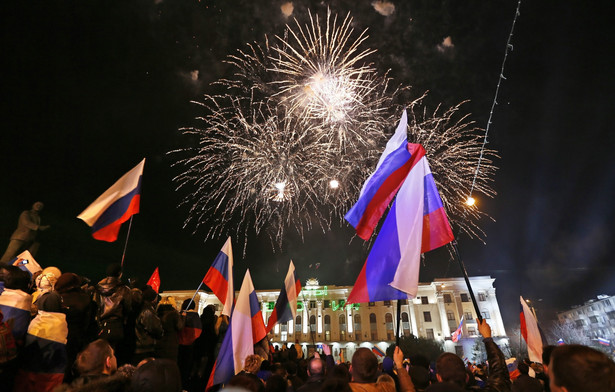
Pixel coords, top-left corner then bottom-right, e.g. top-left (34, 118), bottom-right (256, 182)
top-left (1, 261), bottom-right (615, 392)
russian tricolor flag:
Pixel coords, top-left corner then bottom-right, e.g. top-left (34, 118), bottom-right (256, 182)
top-left (520, 296), bottom-right (544, 363)
top-left (597, 337), bottom-right (610, 346)
top-left (178, 311), bottom-right (202, 346)
top-left (345, 110), bottom-right (415, 241)
top-left (207, 270), bottom-right (266, 390)
top-left (14, 311), bottom-right (68, 392)
top-left (266, 260), bottom-right (302, 333)
top-left (0, 288), bottom-right (33, 344)
top-left (203, 237), bottom-right (234, 317)
top-left (372, 346), bottom-right (385, 357)
top-left (451, 315), bottom-right (464, 342)
top-left (77, 158), bottom-right (145, 242)
top-left (347, 140), bottom-right (454, 302)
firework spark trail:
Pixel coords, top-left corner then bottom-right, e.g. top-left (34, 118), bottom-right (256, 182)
top-left (173, 9), bottom-right (497, 251)
top-left (407, 102), bottom-right (498, 240)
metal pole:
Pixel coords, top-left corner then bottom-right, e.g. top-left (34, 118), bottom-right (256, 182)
top-left (119, 216), bottom-right (134, 277)
top-left (396, 300), bottom-right (402, 347)
top-left (451, 240), bottom-right (483, 323)
top-left (186, 281), bottom-right (204, 311)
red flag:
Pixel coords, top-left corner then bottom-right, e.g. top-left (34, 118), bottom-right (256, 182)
top-left (147, 267), bottom-right (160, 293)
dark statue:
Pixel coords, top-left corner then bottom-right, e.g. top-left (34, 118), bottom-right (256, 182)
top-left (1, 201), bottom-right (50, 264)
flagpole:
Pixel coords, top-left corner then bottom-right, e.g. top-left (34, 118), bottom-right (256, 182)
top-left (451, 240), bottom-right (483, 323)
top-left (186, 281), bottom-right (205, 311)
top-left (395, 300), bottom-right (402, 347)
top-left (120, 215), bottom-right (134, 274)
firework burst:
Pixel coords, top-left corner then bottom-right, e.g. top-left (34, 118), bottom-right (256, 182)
top-left (173, 9), bottom-right (497, 251)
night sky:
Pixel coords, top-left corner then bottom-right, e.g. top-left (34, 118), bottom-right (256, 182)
top-left (2, 0), bottom-right (614, 337)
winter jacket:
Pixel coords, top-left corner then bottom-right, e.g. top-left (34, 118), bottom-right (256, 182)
top-left (94, 277), bottom-right (132, 322)
top-left (134, 302), bottom-right (163, 356)
top-left (480, 338), bottom-right (512, 392)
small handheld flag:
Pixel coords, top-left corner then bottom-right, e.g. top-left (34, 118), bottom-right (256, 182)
top-left (372, 346), bottom-right (385, 357)
top-left (520, 296), bottom-right (544, 363)
top-left (207, 269), bottom-right (265, 390)
top-left (266, 260), bottom-right (302, 333)
top-left (77, 159), bottom-right (145, 242)
top-left (451, 315), bottom-right (464, 342)
top-left (147, 267), bottom-right (161, 293)
top-left (203, 237), bottom-right (234, 316)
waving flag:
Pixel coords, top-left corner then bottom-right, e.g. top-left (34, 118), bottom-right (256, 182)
top-left (451, 315), bottom-right (464, 342)
top-left (147, 267), bottom-right (161, 293)
top-left (597, 337), bottom-right (610, 346)
top-left (266, 260), bottom-right (302, 333)
top-left (347, 143), bottom-right (454, 302)
top-left (203, 237), bottom-right (234, 316)
top-left (372, 346), bottom-right (385, 357)
top-left (207, 270), bottom-right (266, 390)
top-left (345, 111), bottom-right (414, 240)
top-left (77, 158), bottom-right (145, 242)
top-left (520, 296), bottom-right (544, 363)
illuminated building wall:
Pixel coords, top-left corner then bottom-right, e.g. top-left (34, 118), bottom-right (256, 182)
top-left (161, 275), bottom-right (508, 361)
top-left (556, 295), bottom-right (615, 344)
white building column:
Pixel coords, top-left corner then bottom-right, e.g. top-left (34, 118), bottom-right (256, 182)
top-left (303, 301), bottom-right (309, 334)
top-left (409, 301), bottom-right (418, 337)
top-left (489, 288), bottom-right (506, 336)
top-left (347, 306), bottom-right (354, 334)
top-left (437, 293), bottom-right (451, 338)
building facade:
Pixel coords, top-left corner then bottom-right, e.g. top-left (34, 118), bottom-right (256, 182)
top-left (161, 275), bottom-right (508, 362)
top-left (556, 295), bottom-right (615, 344)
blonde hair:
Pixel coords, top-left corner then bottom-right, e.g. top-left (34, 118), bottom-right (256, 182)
top-left (243, 354), bottom-right (263, 374)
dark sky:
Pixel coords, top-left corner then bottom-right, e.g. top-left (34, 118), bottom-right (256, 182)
top-left (1, 0), bottom-right (614, 337)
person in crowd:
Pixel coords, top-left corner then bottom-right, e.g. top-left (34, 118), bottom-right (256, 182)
top-left (94, 263), bottom-right (133, 365)
top-left (534, 345), bottom-right (555, 392)
top-left (512, 360), bottom-right (544, 392)
top-left (155, 297), bottom-right (184, 362)
top-left (62, 338), bottom-right (131, 391)
top-left (297, 355), bottom-right (326, 392)
top-left (284, 360), bottom-right (304, 390)
top-left (257, 359), bottom-right (273, 382)
top-left (264, 374), bottom-right (290, 392)
top-left (349, 346), bottom-right (414, 392)
top-left (177, 298), bottom-right (202, 389)
top-left (32, 266), bottom-right (62, 312)
top-left (548, 344), bottom-right (615, 392)
top-left (133, 285), bottom-right (163, 365)
top-left (190, 304), bottom-right (217, 391)
top-left (426, 319), bottom-right (509, 392)
top-left (130, 358), bottom-right (183, 392)
top-left (55, 272), bottom-right (98, 382)
top-left (227, 372), bottom-right (265, 392)
top-left (1, 201), bottom-right (50, 263)
top-left (0, 265), bottom-right (33, 345)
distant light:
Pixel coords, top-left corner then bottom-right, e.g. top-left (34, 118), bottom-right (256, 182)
top-left (465, 197), bottom-right (476, 206)
top-left (329, 179), bottom-right (339, 189)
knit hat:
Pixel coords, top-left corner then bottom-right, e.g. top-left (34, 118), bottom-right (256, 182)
top-left (55, 273), bottom-right (82, 293)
